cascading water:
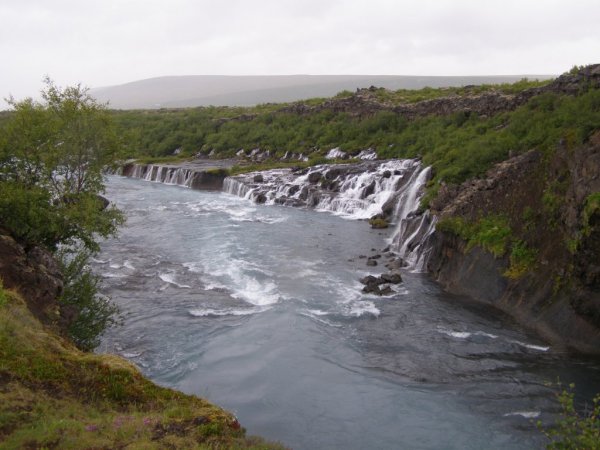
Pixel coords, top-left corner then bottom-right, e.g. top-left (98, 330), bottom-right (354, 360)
top-left (388, 165), bottom-right (437, 271)
top-left (126, 163), bottom-right (198, 188)
top-left (222, 159), bottom-right (438, 271)
top-left (122, 159), bottom-right (438, 271)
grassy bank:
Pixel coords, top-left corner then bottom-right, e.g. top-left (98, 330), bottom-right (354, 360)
top-left (0, 285), bottom-right (284, 449)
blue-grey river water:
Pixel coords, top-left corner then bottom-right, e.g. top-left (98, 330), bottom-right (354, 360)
top-left (95, 176), bottom-right (600, 449)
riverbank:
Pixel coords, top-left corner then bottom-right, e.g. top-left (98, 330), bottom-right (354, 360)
top-left (0, 231), bottom-right (285, 449)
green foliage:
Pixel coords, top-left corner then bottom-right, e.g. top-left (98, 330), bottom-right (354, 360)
top-left (57, 247), bottom-right (120, 351)
top-left (0, 79), bottom-right (126, 350)
top-left (0, 279), bottom-right (7, 307)
top-left (438, 215), bottom-right (541, 278)
top-left (583, 192), bottom-right (600, 236)
top-left (0, 78), bottom-right (125, 252)
top-left (112, 82), bottom-right (600, 202)
top-left (437, 215), bottom-right (511, 257)
top-left (539, 386), bottom-right (600, 449)
top-left (504, 240), bottom-right (538, 279)
top-left (370, 78), bottom-right (550, 104)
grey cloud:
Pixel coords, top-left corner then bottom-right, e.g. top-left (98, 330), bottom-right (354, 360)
top-left (1, 0), bottom-right (599, 108)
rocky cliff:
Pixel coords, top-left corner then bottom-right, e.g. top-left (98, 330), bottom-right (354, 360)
top-left (0, 230), bottom-right (64, 326)
top-left (427, 133), bottom-right (600, 353)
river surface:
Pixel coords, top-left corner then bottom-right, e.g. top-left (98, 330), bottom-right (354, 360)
top-left (95, 175), bottom-right (600, 449)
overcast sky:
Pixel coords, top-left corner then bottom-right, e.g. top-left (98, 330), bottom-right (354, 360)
top-left (1, 0), bottom-right (599, 107)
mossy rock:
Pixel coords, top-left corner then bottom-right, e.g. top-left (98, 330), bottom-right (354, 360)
top-left (369, 217), bottom-right (389, 229)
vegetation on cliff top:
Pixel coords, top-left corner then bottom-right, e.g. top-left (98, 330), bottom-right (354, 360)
top-left (111, 70), bottom-right (600, 209)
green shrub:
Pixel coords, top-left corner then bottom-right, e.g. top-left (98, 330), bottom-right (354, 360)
top-left (0, 79), bottom-right (125, 252)
top-left (504, 241), bottom-right (538, 279)
top-left (539, 386), bottom-right (600, 449)
top-left (583, 192), bottom-right (600, 236)
top-left (0, 279), bottom-right (7, 308)
top-left (57, 247), bottom-right (120, 351)
top-left (109, 85), bottom-right (600, 204)
top-left (438, 215), bottom-right (511, 257)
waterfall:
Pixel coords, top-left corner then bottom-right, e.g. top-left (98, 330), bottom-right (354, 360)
top-left (223, 159), bottom-right (438, 271)
top-left (313, 160), bottom-right (420, 219)
top-left (123, 159), bottom-right (438, 271)
top-left (388, 166), bottom-right (437, 271)
top-left (222, 177), bottom-right (256, 199)
top-left (124, 163), bottom-right (197, 189)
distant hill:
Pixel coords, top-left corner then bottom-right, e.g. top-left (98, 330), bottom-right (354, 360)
top-left (90, 74), bottom-right (554, 109)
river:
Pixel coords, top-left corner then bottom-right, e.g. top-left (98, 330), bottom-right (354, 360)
top-left (94, 175), bottom-right (600, 449)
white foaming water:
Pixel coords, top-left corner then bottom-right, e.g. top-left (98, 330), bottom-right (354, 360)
top-left (437, 327), bottom-right (499, 340)
top-left (325, 147), bottom-right (347, 159)
top-left (503, 411), bottom-right (541, 419)
top-left (389, 165), bottom-right (436, 271)
top-left (511, 341), bottom-right (550, 352)
top-left (132, 163), bottom-right (196, 188)
top-left (347, 301), bottom-right (380, 317)
top-left (186, 254), bottom-right (281, 307)
top-left (230, 277), bottom-right (280, 306)
top-left (222, 159), bottom-right (439, 271)
top-left (188, 307), bottom-right (266, 317)
top-left (159, 273), bottom-right (191, 288)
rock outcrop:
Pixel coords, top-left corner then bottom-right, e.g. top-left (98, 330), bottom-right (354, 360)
top-left (427, 133), bottom-right (600, 353)
top-left (280, 65), bottom-right (600, 121)
top-left (0, 230), bottom-right (63, 325)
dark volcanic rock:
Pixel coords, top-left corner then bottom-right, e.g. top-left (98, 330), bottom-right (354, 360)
top-left (381, 272), bottom-right (403, 284)
top-left (0, 232), bottom-right (63, 325)
top-left (366, 259), bottom-right (378, 267)
top-left (427, 131), bottom-right (600, 354)
top-left (360, 275), bottom-right (379, 285)
top-left (280, 65), bottom-right (600, 123)
top-left (253, 174), bottom-right (264, 183)
top-left (379, 286), bottom-right (393, 296)
top-left (254, 193), bottom-right (267, 204)
top-left (308, 172), bottom-right (322, 183)
top-left (363, 181), bottom-right (376, 197)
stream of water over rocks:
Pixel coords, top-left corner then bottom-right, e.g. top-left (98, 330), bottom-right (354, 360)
top-left (94, 175), bottom-right (600, 450)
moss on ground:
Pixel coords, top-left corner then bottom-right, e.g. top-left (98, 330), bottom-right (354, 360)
top-left (0, 287), bottom-right (285, 449)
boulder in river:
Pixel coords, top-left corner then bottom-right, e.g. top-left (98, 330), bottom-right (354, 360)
top-left (380, 272), bottom-right (403, 284)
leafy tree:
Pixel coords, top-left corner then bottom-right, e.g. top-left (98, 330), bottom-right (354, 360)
top-left (0, 79), bottom-right (125, 349)
top-left (0, 78), bottom-right (124, 251)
